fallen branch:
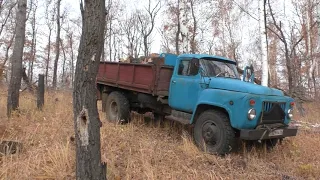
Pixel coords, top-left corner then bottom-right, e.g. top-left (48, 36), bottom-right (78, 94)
top-left (20, 80), bottom-right (38, 92)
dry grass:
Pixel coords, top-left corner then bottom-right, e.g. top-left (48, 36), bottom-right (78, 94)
top-left (0, 88), bottom-right (319, 179)
top-left (295, 102), bottom-right (320, 124)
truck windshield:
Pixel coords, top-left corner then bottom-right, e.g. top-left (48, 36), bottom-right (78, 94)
top-left (199, 59), bottom-right (239, 79)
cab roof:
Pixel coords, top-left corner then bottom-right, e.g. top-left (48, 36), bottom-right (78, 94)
top-left (177, 54), bottom-right (237, 64)
top-left (159, 53), bottom-right (237, 67)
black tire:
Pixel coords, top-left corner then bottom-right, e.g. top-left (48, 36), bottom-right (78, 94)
top-left (101, 93), bottom-right (108, 112)
top-left (106, 91), bottom-right (130, 124)
top-left (264, 138), bottom-right (279, 150)
top-left (193, 110), bottom-right (235, 155)
top-left (153, 113), bottom-right (164, 127)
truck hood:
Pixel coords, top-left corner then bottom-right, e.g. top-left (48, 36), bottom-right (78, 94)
top-left (208, 78), bottom-right (284, 96)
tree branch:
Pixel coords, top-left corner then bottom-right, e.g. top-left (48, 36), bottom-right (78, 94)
top-left (267, 0), bottom-right (286, 44)
top-left (0, 2), bottom-right (16, 36)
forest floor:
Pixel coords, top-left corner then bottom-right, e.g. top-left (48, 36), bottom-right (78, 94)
top-left (0, 88), bottom-right (320, 180)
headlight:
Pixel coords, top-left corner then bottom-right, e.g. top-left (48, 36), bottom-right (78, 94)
top-left (288, 109), bottom-right (293, 118)
top-left (248, 108), bottom-right (256, 120)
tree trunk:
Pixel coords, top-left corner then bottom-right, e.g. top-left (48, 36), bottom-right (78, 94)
top-left (22, 67), bottom-right (33, 92)
top-left (190, 0), bottom-right (197, 54)
top-left (70, 34), bottom-right (75, 88)
top-left (30, 38), bottom-right (36, 82)
top-left (46, 29), bottom-right (52, 86)
top-left (60, 40), bottom-right (66, 86)
top-left (109, 20), bottom-right (112, 61)
top-left (3, 33), bottom-right (15, 67)
top-left (113, 33), bottom-right (117, 61)
top-left (143, 35), bottom-right (148, 57)
top-left (52, 0), bottom-right (61, 88)
top-left (285, 52), bottom-right (293, 94)
top-left (175, 0), bottom-right (180, 54)
top-left (28, 8), bottom-right (36, 83)
top-left (37, 74), bottom-right (45, 110)
top-left (73, 0), bottom-right (106, 179)
top-left (259, 0), bottom-right (268, 87)
top-left (7, 0), bottom-right (27, 117)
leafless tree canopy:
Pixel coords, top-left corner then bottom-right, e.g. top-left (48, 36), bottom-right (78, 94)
top-left (0, 0), bottom-right (318, 100)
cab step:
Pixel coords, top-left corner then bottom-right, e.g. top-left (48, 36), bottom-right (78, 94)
top-left (165, 110), bottom-right (192, 125)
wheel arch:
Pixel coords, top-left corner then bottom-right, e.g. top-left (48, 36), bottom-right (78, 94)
top-left (191, 103), bottom-right (232, 125)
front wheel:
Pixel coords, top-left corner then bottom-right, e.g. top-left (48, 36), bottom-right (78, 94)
top-left (263, 138), bottom-right (279, 150)
top-left (193, 110), bottom-right (236, 155)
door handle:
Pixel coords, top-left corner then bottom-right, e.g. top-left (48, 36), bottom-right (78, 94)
top-left (172, 80), bottom-right (176, 84)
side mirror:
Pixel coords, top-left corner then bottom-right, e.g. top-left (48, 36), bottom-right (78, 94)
top-left (242, 65), bottom-right (255, 83)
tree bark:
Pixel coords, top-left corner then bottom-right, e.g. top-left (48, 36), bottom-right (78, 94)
top-left (190, 0), bottom-right (197, 54)
top-left (7, 0), bottom-right (27, 117)
top-left (69, 33), bottom-right (75, 88)
top-left (109, 20), bottom-right (112, 61)
top-left (60, 39), bottom-right (66, 86)
top-left (3, 32), bottom-right (15, 67)
top-left (73, 0), bottom-right (106, 179)
top-left (175, 0), bottom-right (180, 54)
top-left (260, 0), bottom-right (268, 87)
top-left (22, 67), bottom-right (33, 92)
top-left (28, 4), bottom-right (37, 83)
top-left (52, 0), bottom-right (61, 88)
top-left (46, 28), bottom-right (52, 86)
top-left (37, 74), bottom-right (44, 110)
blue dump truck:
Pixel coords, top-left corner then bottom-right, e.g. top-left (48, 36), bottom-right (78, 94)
top-left (97, 53), bottom-right (298, 155)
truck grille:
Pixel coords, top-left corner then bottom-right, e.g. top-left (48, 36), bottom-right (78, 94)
top-left (260, 102), bottom-right (286, 124)
top-left (263, 102), bottom-right (286, 112)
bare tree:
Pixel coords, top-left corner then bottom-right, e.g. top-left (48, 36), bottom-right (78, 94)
top-left (52, 0), bottom-right (61, 88)
top-left (67, 31), bottom-right (75, 87)
top-left (175, 0), bottom-right (181, 54)
top-left (73, 0), bottom-right (106, 179)
top-left (260, 0), bottom-right (268, 86)
top-left (60, 39), bottom-right (66, 86)
top-left (162, 0), bottom-right (181, 54)
top-left (27, 0), bottom-right (37, 82)
top-left (121, 14), bottom-right (141, 58)
top-left (189, 0), bottom-right (197, 53)
top-left (45, 0), bottom-right (54, 86)
top-left (137, 0), bottom-right (161, 57)
top-left (7, 0), bottom-right (27, 116)
top-left (2, 28), bottom-right (15, 68)
top-left (267, 0), bottom-right (317, 94)
top-left (62, 21), bottom-right (75, 87)
top-left (0, 2), bottom-right (16, 37)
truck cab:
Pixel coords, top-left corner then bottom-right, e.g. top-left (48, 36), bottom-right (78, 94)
top-left (164, 53), bottom-right (297, 154)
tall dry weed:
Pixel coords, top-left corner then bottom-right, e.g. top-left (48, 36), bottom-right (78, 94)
top-left (0, 88), bottom-right (319, 179)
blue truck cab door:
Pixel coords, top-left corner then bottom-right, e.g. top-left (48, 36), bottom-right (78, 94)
top-left (169, 58), bottom-right (201, 112)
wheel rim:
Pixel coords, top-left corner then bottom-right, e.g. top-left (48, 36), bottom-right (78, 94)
top-left (202, 121), bottom-right (220, 147)
top-left (109, 100), bottom-right (118, 120)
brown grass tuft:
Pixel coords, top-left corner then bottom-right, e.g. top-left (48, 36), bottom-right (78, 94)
top-left (0, 88), bottom-right (319, 179)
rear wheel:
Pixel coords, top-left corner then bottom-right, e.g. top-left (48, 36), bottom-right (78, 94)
top-left (106, 91), bottom-right (130, 124)
top-left (153, 113), bottom-right (164, 127)
top-left (193, 110), bottom-right (236, 155)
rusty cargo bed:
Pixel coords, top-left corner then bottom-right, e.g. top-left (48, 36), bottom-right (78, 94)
top-left (97, 62), bottom-right (174, 96)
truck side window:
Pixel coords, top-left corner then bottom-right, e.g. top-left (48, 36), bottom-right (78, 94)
top-left (189, 58), bottom-right (199, 76)
top-left (178, 60), bottom-right (190, 76)
top-left (178, 59), bottom-right (199, 76)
